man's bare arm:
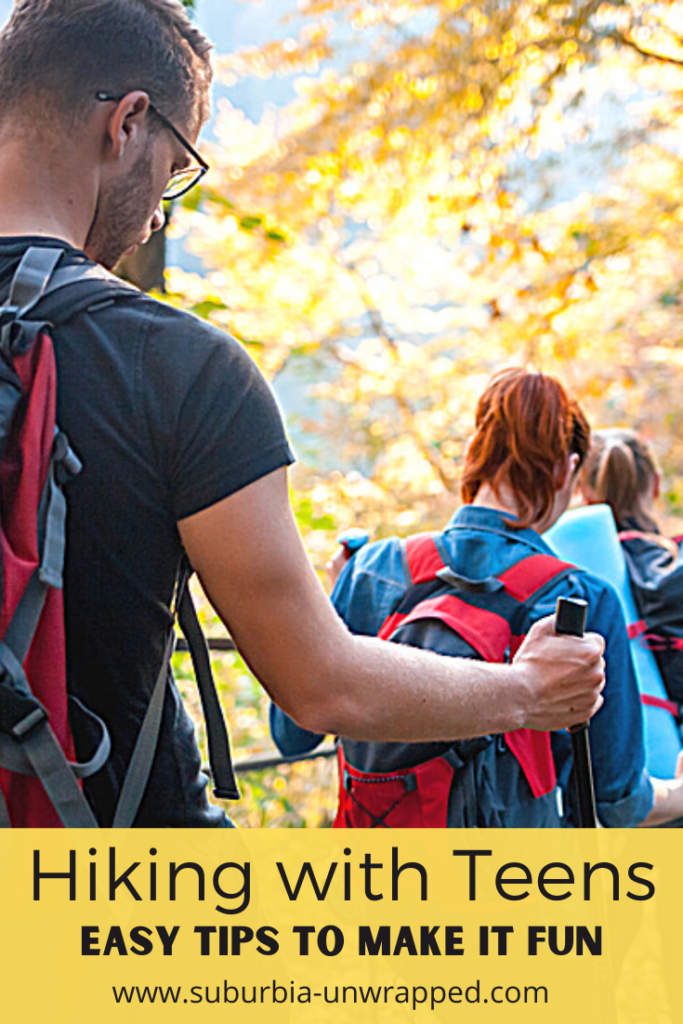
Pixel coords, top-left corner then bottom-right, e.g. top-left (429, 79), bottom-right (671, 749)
top-left (178, 469), bottom-right (604, 742)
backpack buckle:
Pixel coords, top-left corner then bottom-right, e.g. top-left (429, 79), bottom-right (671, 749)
top-left (0, 642), bottom-right (49, 740)
top-left (10, 706), bottom-right (48, 740)
top-left (0, 666), bottom-right (48, 740)
top-left (53, 430), bottom-right (82, 481)
top-left (0, 305), bottom-right (19, 328)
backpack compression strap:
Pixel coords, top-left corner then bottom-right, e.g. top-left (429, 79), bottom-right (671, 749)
top-left (641, 693), bottom-right (682, 722)
top-left (378, 534), bottom-right (576, 799)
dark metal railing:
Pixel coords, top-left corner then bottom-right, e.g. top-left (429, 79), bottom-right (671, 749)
top-left (178, 634), bottom-right (337, 774)
top-left (232, 742), bottom-right (337, 775)
top-left (176, 636), bottom-right (236, 652)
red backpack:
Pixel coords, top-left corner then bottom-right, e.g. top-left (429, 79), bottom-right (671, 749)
top-left (334, 533), bottom-right (576, 828)
top-left (0, 246), bottom-right (239, 827)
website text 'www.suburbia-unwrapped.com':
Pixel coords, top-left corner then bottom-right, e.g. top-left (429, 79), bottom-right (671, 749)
top-left (112, 979), bottom-right (549, 1009)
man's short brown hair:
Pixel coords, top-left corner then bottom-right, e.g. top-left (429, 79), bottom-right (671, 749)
top-left (0, 0), bottom-right (213, 128)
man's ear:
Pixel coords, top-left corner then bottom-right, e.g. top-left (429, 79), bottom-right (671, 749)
top-left (654, 471), bottom-right (661, 501)
top-left (101, 91), bottom-right (151, 161)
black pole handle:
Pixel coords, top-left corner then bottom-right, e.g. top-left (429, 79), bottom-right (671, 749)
top-left (555, 597), bottom-right (598, 828)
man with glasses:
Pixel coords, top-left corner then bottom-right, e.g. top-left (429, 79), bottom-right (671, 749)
top-left (95, 91), bottom-right (209, 203)
top-left (0, 0), bottom-right (604, 827)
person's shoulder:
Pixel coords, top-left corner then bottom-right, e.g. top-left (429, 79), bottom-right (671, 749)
top-left (350, 535), bottom-right (406, 579)
top-left (98, 290), bottom-right (267, 397)
top-left (560, 564), bottom-right (626, 625)
top-left (112, 290), bottom-right (247, 358)
top-left (332, 535), bottom-right (408, 632)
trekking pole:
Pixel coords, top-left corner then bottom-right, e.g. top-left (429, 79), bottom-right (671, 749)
top-left (555, 597), bottom-right (599, 828)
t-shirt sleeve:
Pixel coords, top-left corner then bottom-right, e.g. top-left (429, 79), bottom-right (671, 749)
top-left (142, 304), bottom-right (294, 520)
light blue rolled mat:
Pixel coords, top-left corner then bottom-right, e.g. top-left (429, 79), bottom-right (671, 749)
top-left (546, 504), bottom-right (681, 778)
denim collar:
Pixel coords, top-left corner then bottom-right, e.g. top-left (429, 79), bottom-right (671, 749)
top-left (443, 504), bottom-right (555, 556)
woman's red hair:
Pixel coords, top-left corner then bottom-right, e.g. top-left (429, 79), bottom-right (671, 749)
top-left (461, 369), bottom-right (590, 529)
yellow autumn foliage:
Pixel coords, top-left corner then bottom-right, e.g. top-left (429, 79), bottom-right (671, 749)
top-left (166, 1), bottom-right (683, 826)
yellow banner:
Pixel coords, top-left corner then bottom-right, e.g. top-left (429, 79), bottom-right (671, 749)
top-left (0, 829), bottom-right (678, 1022)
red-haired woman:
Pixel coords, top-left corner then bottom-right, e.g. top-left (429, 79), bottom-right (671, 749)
top-left (271, 370), bottom-right (683, 826)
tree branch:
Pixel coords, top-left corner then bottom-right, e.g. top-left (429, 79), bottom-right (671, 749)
top-left (607, 31), bottom-right (683, 69)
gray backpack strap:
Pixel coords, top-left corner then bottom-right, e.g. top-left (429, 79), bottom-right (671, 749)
top-left (111, 629), bottom-right (176, 828)
top-left (7, 246), bottom-right (64, 312)
top-left (12, 717), bottom-right (98, 828)
top-left (0, 699), bottom-right (110, 780)
top-left (1, 246), bottom-right (139, 347)
top-left (0, 785), bottom-right (10, 828)
top-left (0, 631), bottom-right (99, 828)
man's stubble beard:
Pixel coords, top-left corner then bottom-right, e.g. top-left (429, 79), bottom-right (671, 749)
top-left (84, 153), bottom-right (155, 270)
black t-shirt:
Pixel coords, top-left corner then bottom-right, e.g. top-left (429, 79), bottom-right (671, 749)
top-left (0, 237), bottom-right (294, 826)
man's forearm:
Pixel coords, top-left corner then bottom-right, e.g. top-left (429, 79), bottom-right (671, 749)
top-left (270, 618), bottom-right (604, 742)
top-left (289, 634), bottom-right (527, 741)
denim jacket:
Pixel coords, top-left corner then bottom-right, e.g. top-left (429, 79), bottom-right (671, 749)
top-left (270, 506), bottom-right (654, 827)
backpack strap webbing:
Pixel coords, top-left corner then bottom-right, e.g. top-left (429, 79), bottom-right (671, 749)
top-left (111, 627), bottom-right (175, 828)
top-left (641, 692), bottom-right (682, 722)
top-left (0, 247), bottom-right (141, 347)
top-left (177, 571), bottom-right (240, 801)
top-left (403, 533), bottom-right (446, 583)
top-left (114, 570), bottom-right (241, 823)
top-left (6, 246), bottom-right (64, 311)
top-left (0, 572), bottom-right (101, 828)
top-left (497, 553), bottom-right (576, 603)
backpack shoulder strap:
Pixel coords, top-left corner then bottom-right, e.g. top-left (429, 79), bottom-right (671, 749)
top-left (497, 552), bottom-right (576, 603)
top-left (402, 532), bottom-right (447, 583)
top-left (381, 533), bottom-right (513, 660)
top-left (35, 258), bottom-right (140, 324)
top-left (392, 593), bottom-right (516, 662)
top-left (380, 544), bottom-right (576, 658)
top-left (1, 246), bottom-right (141, 339)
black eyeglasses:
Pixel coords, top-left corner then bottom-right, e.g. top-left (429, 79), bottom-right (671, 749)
top-left (95, 92), bottom-right (209, 201)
